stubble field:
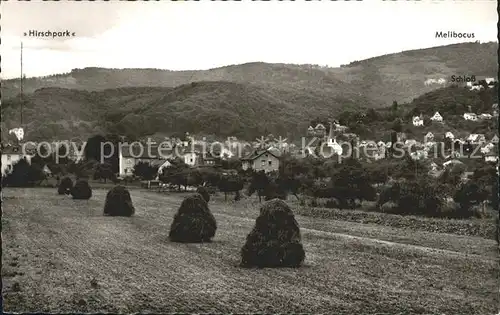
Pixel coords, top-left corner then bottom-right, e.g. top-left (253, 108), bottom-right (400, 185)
top-left (2, 188), bottom-right (498, 314)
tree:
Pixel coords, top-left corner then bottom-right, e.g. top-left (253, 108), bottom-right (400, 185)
top-left (364, 108), bottom-right (380, 123)
top-left (391, 100), bottom-right (398, 111)
top-left (3, 158), bottom-right (45, 187)
top-left (328, 158), bottom-right (376, 209)
top-left (84, 134), bottom-right (107, 162)
top-left (133, 161), bottom-right (158, 180)
top-left (94, 162), bottom-right (117, 183)
top-left (218, 175), bottom-right (244, 201)
top-left (158, 159), bottom-right (189, 191)
top-left (391, 118), bottom-right (403, 133)
top-left (453, 182), bottom-right (488, 217)
top-left (248, 171), bottom-right (271, 202)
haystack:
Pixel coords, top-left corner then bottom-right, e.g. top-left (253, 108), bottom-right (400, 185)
top-left (196, 186), bottom-right (210, 203)
top-left (58, 177), bottom-right (73, 195)
top-left (169, 193), bottom-right (217, 243)
top-left (104, 185), bottom-right (135, 216)
top-left (71, 180), bottom-right (92, 200)
top-left (240, 198), bottom-right (305, 268)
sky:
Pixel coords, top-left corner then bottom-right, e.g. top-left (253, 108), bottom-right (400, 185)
top-left (0, 0), bottom-right (497, 79)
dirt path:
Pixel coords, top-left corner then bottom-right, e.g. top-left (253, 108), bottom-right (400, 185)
top-left (2, 188), bottom-right (498, 314)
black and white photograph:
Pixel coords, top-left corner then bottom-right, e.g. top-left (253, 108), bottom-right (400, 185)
top-left (1, 1), bottom-right (499, 314)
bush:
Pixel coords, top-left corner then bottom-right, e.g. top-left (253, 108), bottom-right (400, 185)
top-left (58, 177), bottom-right (73, 195)
top-left (104, 186), bottom-right (135, 217)
top-left (380, 201), bottom-right (398, 213)
top-left (240, 199), bottom-right (305, 268)
top-left (325, 198), bottom-right (340, 209)
top-left (196, 186), bottom-right (210, 203)
top-left (169, 193), bottom-right (217, 243)
top-left (71, 180), bottom-right (92, 200)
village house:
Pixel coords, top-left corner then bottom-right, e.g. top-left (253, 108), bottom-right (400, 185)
top-left (445, 131), bottom-right (455, 140)
top-left (469, 83), bottom-right (483, 91)
top-left (491, 135), bottom-right (499, 144)
top-left (430, 111), bottom-right (443, 122)
top-left (485, 77), bottom-right (496, 86)
top-left (463, 112), bottom-right (478, 121)
top-left (118, 143), bottom-right (174, 177)
top-left (479, 113), bottom-right (493, 120)
top-left (241, 148), bottom-right (281, 173)
top-left (314, 123), bottom-right (327, 137)
top-left (412, 115), bottom-right (424, 126)
top-left (183, 150), bottom-right (201, 167)
top-left (467, 134), bottom-right (486, 144)
top-left (480, 143), bottom-right (495, 154)
top-left (485, 151), bottom-right (498, 163)
top-left (424, 132), bottom-right (434, 143)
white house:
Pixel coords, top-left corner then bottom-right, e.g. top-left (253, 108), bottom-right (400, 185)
top-left (480, 143), bottom-right (495, 154)
top-left (479, 113), bottom-right (493, 120)
top-left (445, 132), bottom-right (455, 140)
top-left (469, 83), bottom-right (483, 91)
top-left (118, 144), bottom-right (173, 177)
top-left (412, 115), bottom-right (424, 126)
top-left (463, 113), bottom-right (478, 121)
top-left (8, 127), bottom-right (24, 141)
top-left (485, 77), bottom-right (496, 85)
top-left (430, 111), bottom-right (443, 122)
top-left (183, 151), bottom-right (200, 166)
top-left (485, 151), bottom-right (498, 163)
top-left (467, 134), bottom-right (486, 144)
top-left (424, 132), bottom-right (434, 143)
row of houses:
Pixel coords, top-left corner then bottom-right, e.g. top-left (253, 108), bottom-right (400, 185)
top-left (467, 77), bottom-right (497, 91)
top-left (412, 104), bottom-right (498, 126)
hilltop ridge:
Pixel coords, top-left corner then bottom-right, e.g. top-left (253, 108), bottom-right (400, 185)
top-left (1, 42), bottom-right (497, 141)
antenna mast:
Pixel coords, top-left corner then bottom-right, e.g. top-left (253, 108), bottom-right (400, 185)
top-left (20, 41), bottom-right (23, 127)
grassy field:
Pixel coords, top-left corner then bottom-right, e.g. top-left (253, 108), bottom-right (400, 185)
top-left (2, 188), bottom-right (499, 314)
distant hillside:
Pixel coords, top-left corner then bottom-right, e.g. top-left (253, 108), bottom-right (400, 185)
top-left (2, 42), bottom-right (497, 104)
top-left (1, 42), bottom-right (498, 141)
top-left (1, 83), bottom-right (369, 142)
top-left (334, 41), bottom-right (498, 104)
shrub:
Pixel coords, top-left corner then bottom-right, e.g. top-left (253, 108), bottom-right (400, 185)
top-left (169, 193), bottom-right (217, 243)
top-left (325, 198), bottom-right (340, 209)
top-left (58, 177), bottom-right (73, 195)
top-left (71, 180), bottom-right (92, 200)
top-left (103, 186), bottom-right (135, 217)
top-left (240, 199), bottom-right (305, 268)
top-left (196, 186), bottom-right (210, 203)
top-left (380, 201), bottom-right (398, 213)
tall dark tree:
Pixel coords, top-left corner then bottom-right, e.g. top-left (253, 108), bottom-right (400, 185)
top-left (84, 134), bottom-right (107, 162)
top-left (391, 100), bottom-right (398, 111)
top-left (94, 162), bottom-right (117, 183)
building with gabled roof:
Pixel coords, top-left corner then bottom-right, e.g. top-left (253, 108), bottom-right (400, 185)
top-left (241, 148), bottom-right (281, 173)
top-left (430, 111), bottom-right (443, 122)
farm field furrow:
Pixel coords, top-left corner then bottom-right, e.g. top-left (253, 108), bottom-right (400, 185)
top-left (2, 188), bottom-right (498, 314)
